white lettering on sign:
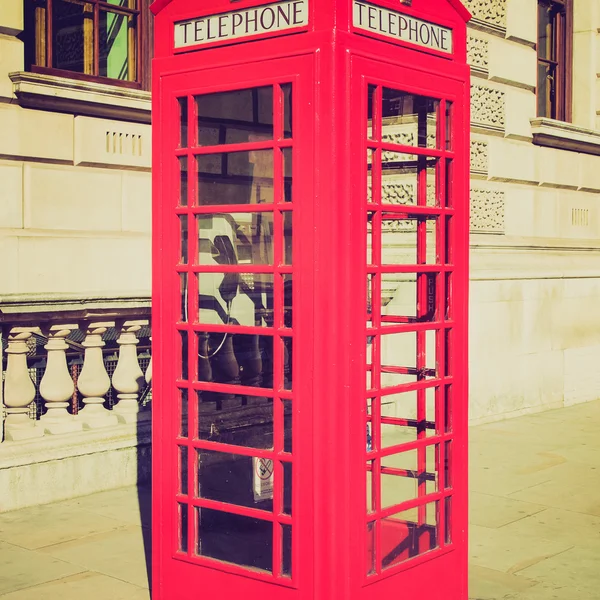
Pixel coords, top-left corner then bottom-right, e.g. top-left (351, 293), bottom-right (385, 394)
top-left (353, 1), bottom-right (453, 54)
top-left (174, 0), bottom-right (309, 49)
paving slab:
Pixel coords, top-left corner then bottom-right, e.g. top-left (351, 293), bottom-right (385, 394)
top-left (39, 524), bottom-right (151, 589)
top-left (469, 492), bottom-right (547, 529)
top-left (468, 565), bottom-right (538, 600)
top-left (0, 572), bottom-right (150, 600)
top-left (0, 541), bottom-right (86, 596)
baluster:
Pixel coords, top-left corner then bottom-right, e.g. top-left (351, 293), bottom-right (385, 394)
top-left (39, 324), bottom-right (82, 434)
top-left (77, 321), bottom-right (119, 429)
top-left (145, 336), bottom-right (152, 384)
top-left (3, 328), bottom-right (44, 441)
top-left (112, 320), bottom-right (150, 424)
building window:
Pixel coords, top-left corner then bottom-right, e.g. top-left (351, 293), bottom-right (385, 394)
top-left (537, 0), bottom-right (573, 121)
top-left (25, 0), bottom-right (153, 90)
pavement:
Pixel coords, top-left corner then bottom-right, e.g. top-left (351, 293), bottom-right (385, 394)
top-left (1, 399), bottom-right (599, 599)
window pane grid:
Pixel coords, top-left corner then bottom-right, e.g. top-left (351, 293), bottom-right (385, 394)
top-left (365, 83), bottom-right (455, 577)
top-left (175, 84), bottom-right (295, 582)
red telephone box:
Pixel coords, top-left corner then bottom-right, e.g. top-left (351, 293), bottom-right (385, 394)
top-left (151, 0), bottom-right (470, 598)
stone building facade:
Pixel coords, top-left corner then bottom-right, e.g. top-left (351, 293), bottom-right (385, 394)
top-left (0, 0), bottom-right (600, 508)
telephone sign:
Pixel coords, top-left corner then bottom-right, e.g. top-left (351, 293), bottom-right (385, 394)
top-left (152, 0), bottom-right (471, 598)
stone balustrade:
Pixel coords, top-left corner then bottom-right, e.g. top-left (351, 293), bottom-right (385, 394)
top-left (1, 313), bottom-right (152, 443)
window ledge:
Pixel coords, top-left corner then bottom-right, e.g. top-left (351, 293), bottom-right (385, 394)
top-left (530, 118), bottom-right (600, 156)
top-left (9, 72), bottom-right (151, 124)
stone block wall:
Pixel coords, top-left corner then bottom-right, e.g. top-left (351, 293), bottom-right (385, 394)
top-left (466, 0), bottom-right (600, 423)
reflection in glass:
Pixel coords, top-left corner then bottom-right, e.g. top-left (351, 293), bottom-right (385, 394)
top-left (283, 148), bottom-right (293, 202)
top-left (196, 87), bottom-right (273, 146)
top-left (180, 388), bottom-right (188, 437)
top-left (197, 332), bottom-right (274, 389)
top-left (381, 152), bottom-right (417, 206)
top-left (380, 330), bottom-right (436, 388)
top-left (198, 273), bottom-right (273, 327)
top-left (179, 215), bottom-right (188, 263)
top-left (197, 390), bottom-right (273, 450)
top-left (382, 88), bottom-right (439, 150)
top-left (445, 102), bottom-right (453, 150)
top-left (179, 445), bottom-right (188, 495)
top-left (367, 84), bottom-right (377, 140)
top-left (179, 99), bottom-right (188, 148)
top-left (445, 496), bottom-right (452, 544)
top-left (283, 461), bottom-right (293, 515)
top-left (283, 337), bottom-right (293, 391)
top-left (52, 0), bottom-right (89, 74)
top-left (366, 522), bottom-right (376, 575)
top-left (99, 11), bottom-right (133, 80)
top-left (282, 83), bottom-right (293, 139)
top-left (197, 150), bottom-right (274, 206)
top-left (283, 212), bottom-right (293, 265)
top-left (179, 157), bottom-right (188, 206)
top-left (381, 446), bottom-right (438, 509)
top-left (179, 503), bottom-right (188, 552)
top-left (180, 273), bottom-right (188, 322)
top-left (381, 215), bottom-right (437, 265)
top-left (197, 449), bottom-right (273, 511)
top-left (282, 524), bottom-right (292, 577)
top-left (180, 331), bottom-right (188, 380)
top-left (196, 507), bottom-right (273, 572)
top-left (283, 274), bottom-right (293, 328)
top-left (379, 387), bottom-right (436, 446)
top-left (283, 399), bottom-right (293, 453)
top-left (197, 213), bottom-right (274, 266)
top-left (381, 503), bottom-right (438, 569)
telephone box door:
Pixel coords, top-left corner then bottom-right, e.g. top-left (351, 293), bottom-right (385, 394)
top-left (350, 55), bottom-right (469, 599)
top-left (152, 55), bottom-right (315, 599)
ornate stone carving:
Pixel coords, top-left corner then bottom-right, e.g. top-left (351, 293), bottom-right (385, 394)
top-left (467, 35), bottom-right (489, 73)
top-left (470, 188), bottom-right (505, 233)
top-left (462, 0), bottom-right (506, 31)
top-left (470, 140), bottom-right (489, 174)
top-left (471, 84), bottom-right (505, 131)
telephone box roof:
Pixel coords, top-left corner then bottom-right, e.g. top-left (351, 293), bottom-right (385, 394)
top-left (150, 0), bottom-right (471, 22)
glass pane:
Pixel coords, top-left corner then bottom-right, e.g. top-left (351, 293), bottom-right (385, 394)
top-left (198, 273), bottom-right (273, 327)
top-left (197, 150), bottom-right (274, 206)
top-left (180, 273), bottom-right (188, 322)
top-left (382, 272), bottom-right (436, 324)
top-left (283, 337), bottom-right (293, 391)
top-left (538, 4), bottom-right (553, 61)
top-left (197, 212), bottom-right (274, 266)
top-left (381, 215), bottom-right (437, 265)
top-left (445, 496), bottom-right (452, 544)
top-left (367, 212), bottom-right (374, 265)
top-left (180, 330), bottom-right (188, 380)
top-left (180, 388), bottom-right (188, 437)
top-left (381, 503), bottom-right (438, 569)
top-left (380, 331), bottom-right (437, 388)
top-left (99, 11), bottom-right (134, 81)
top-left (106, 0), bottom-right (136, 6)
top-left (179, 445), bottom-right (188, 495)
top-left (445, 160), bottom-right (453, 208)
top-left (367, 84), bottom-right (377, 140)
top-left (282, 524), bottom-right (292, 577)
top-left (381, 445), bottom-right (438, 509)
top-left (52, 0), bottom-right (92, 74)
top-left (283, 399), bottom-right (292, 453)
top-left (196, 87), bottom-right (273, 146)
top-left (367, 149), bottom-right (375, 204)
top-left (283, 461), bottom-right (293, 515)
top-left (381, 152), bottom-right (417, 206)
top-left (382, 88), bottom-right (439, 150)
top-left (179, 157), bottom-right (188, 206)
top-left (197, 332), bottom-right (274, 390)
top-left (380, 387), bottom-right (437, 447)
top-left (179, 215), bottom-right (188, 263)
top-left (179, 503), bottom-right (188, 552)
top-left (367, 462), bottom-right (375, 512)
top-left (444, 384), bottom-right (452, 433)
top-left (197, 449), bottom-right (273, 511)
top-left (445, 102), bottom-right (453, 151)
top-left (366, 522), bottom-right (376, 575)
top-left (282, 83), bottom-right (293, 139)
top-left (283, 212), bottom-right (293, 265)
top-left (196, 507), bottom-right (273, 572)
top-left (445, 440), bottom-right (452, 489)
top-left (283, 274), bottom-right (293, 328)
top-left (197, 390), bottom-right (273, 450)
top-left (179, 99), bottom-right (188, 148)
top-left (283, 148), bottom-right (293, 202)
top-left (537, 62), bottom-right (554, 118)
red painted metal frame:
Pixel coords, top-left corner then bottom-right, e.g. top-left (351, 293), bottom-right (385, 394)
top-left (152, 1), bottom-right (470, 599)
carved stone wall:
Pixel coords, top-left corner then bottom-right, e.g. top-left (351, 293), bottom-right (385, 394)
top-left (467, 35), bottom-right (489, 75)
top-left (470, 140), bottom-right (489, 175)
top-left (463, 0), bottom-right (507, 32)
top-left (470, 188), bottom-right (505, 233)
top-left (471, 84), bottom-right (505, 131)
